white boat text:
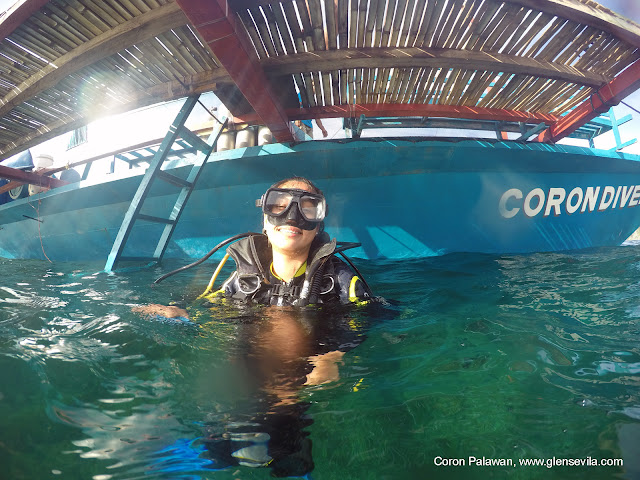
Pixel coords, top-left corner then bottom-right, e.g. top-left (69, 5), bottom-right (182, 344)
top-left (499, 186), bottom-right (640, 219)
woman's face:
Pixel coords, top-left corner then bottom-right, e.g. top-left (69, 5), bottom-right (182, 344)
top-left (264, 180), bottom-right (320, 257)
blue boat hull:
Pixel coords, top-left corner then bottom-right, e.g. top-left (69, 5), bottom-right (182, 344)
top-left (2, 138), bottom-right (640, 262)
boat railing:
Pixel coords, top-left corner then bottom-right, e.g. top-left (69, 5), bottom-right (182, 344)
top-left (343, 109), bottom-right (637, 151)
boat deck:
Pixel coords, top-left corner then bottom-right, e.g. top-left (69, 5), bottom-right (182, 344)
top-left (1, 0), bottom-right (640, 163)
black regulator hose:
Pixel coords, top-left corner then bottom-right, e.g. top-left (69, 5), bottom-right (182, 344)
top-left (153, 232), bottom-right (260, 285)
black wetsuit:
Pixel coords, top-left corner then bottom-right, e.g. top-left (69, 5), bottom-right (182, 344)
top-left (202, 234), bottom-right (373, 476)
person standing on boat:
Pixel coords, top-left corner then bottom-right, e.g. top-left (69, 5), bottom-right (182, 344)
top-left (294, 118), bottom-right (328, 139)
top-left (203, 176), bottom-right (369, 306)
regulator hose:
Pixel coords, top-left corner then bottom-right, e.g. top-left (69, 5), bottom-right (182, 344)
top-left (153, 232), bottom-right (260, 285)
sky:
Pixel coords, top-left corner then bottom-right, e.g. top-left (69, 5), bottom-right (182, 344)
top-left (1, 0), bottom-right (639, 152)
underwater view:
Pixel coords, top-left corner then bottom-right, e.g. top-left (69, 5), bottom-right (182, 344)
top-left (1, 245), bottom-right (639, 480)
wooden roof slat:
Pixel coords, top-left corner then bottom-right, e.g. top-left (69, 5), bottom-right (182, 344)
top-left (372, 0), bottom-right (388, 48)
top-left (12, 21), bottom-right (66, 56)
top-left (442, 68), bottom-right (464, 105)
top-left (508, 0), bottom-right (640, 49)
top-left (499, 76), bottom-right (536, 110)
top-left (338, 67), bottom-right (347, 104)
top-left (81, 0), bottom-right (128, 26)
top-left (389, 0), bottom-right (410, 48)
top-left (513, 78), bottom-right (554, 111)
top-left (307, 0), bottom-right (326, 51)
top-left (397, 67), bottom-right (415, 103)
top-left (264, 5), bottom-right (287, 56)
top-left (445, 0), bottom-right (478, 50)
top-left (599, 41), bottom-right (637, 75)
top-left (467, 0), bottom-right (502, 50)
top-left (324, 0), bottom-right (338, 50)
top-left (557, 26), bottom-right (598, 65)
top-left (101, 0), bottom-right (135, 21)
top-left (489, 74), bottom-right (526, 110)
top-left (29, 13), bottom-right (80, 50)
top-left (424, 67), bottom-right (445, 105)
top-left (463, 70), bottom-right (494, 106)
top-left (408, 67), bottom-right (427, 102)
top-left (371, 68), bottom-right (383, 104)
top-left (0, 42), bottom-right (45, 73)
top-left (158, 32), bottom-right (201, 75)
top-left (477, 71), bottom-right (509, 107)
top-left (490, 7), bottom-right (530, 53)
top-left (363, 0), bottom-right (378, 47)
top-left (64, 0), bottom-right (111, 33)
top-left (404, 67), bottom-right (424, 103)
top-left (414, 67), bottom-right (436, 103)
top-left (9, 29), bottom-right (59, 61)
top-left (361, 68), bottom-right (371, 103)
top-left (282, 1), bottom-right (303, 54)
top-left (475, 3), bottom-right (512, 52)
top-left (271, 3), bottom-right (296, 54)
top-left (538, 21), bottom-right (584, 62)
top-left (420, 0), bottom-right (447, 48)
top-left (259, 5), bottom-right (285, 56)
top-left (238, 10), bottom-right (268, 58)
top-left (448, 69), bottom-right (474, 105)
top-left (380, 0), bottom-right (398, 48)
top-left (523, 17), bottom-right (566, 58)
top-left (576, 32), bottom-right (614, 70)
top-left (403, 0), bottom-right (427, 48)
top-left (336, 0), bottom-right (348, 48)
top-left (172, 26), bottom-right (218, 70)
top-left (294, 0), bottom-right (314, 51)
top-left (355, 0), bottom-right (367, 48)
top-left (48, 2), bottom-right (97, 40)
top-left (387, 67), bottom-right (404, 102)
top-left (127, 0), bottom-right (151, 15)
top-left (485, 4), bottom-right (524, 52)
top-left (250, 8), bottom-right (278, 58)
top-left (433, 0), bottom-right (462, 49)
top-left (403, 67), bottom-right (421, 103)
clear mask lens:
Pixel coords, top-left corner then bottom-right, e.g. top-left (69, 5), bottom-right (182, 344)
top-left (262, 188), bottom-right (325, 222)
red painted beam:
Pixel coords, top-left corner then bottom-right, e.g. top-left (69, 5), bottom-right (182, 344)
top-left (538, 59), bottom-right (640, 143)
top-left (235, 103), bottom-right (560, 125)
top-left (0, 165), bottom-right (68, 189)
top-left (174, 0), bottom-right (294, 143)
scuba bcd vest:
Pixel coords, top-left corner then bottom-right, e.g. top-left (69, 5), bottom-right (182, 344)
top-left (223, 233), bottom-right (366, 306)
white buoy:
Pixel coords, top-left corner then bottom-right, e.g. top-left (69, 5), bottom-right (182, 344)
top-left (33, 154), bottom-right (54, 169)
top-left (217, 131), bottom-right (236, 152)
top-left (235, 128), bottom-right (256, 148)
top-left (29, 154), bottom-right (54, 195)
top-left (258, 127), bottom-right (273, 146)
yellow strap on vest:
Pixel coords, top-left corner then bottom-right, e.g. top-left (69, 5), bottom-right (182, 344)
top-left (201, 253), bottom-right (230, 296)
top-left (270, 261), bottom-right (307, 281)
top-left (348, 276), bottom-right (360, 302)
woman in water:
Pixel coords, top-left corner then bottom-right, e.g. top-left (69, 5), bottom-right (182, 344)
top-left (135, 177), bottom-right (374, 477)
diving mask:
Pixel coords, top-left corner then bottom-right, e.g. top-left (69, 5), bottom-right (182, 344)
top-left (256, 187), bottom-right (326, 230)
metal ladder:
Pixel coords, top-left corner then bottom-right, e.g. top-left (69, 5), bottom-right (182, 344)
top-left (104, 95), bottom-right (227, 272)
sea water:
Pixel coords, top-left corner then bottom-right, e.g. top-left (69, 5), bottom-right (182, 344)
top-left (1, 246), bottom-right (639, 480)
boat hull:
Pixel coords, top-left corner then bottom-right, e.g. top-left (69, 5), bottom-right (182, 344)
top-left (2, 138), bottom-right (640, 262)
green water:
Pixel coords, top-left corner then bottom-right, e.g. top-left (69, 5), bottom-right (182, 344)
top-left (1, 246), bottom-right (639, 480)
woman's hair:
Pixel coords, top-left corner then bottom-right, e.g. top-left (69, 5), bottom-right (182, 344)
top-left (272, 176), bottom-right (324, 197)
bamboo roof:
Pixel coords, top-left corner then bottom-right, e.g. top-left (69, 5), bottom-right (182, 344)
top-left (1, 0), bottom-right (640, 160)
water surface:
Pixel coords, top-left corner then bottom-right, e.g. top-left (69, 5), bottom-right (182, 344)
top-left (1, 246), bottom-right (639, 479)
